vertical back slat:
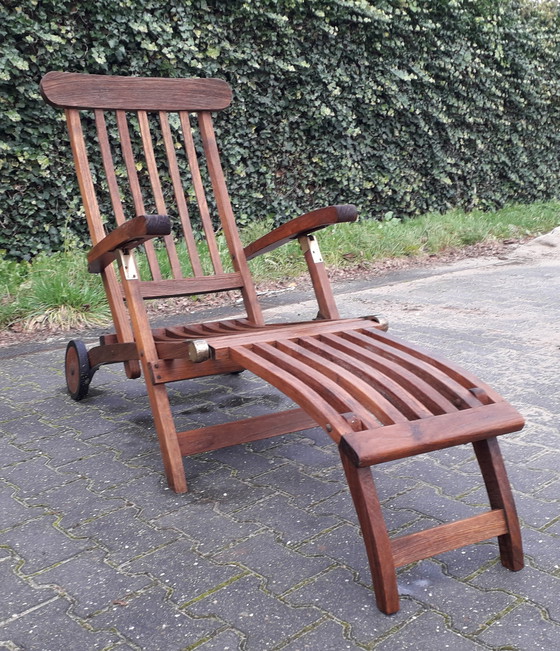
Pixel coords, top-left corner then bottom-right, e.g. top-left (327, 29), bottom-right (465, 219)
top-left (116, 110), bottom-right (162, 281)
top-left (158, 111), bottom-right (204, 277)
top-left (137, 110), bottom-right (183, 279)
top-left (95, 109), bottom-right (126, 226)
top-left (65, 108), bottom-right (137, 347)
top-left (179, 111), bottom-right (224, 274)
top-left (198, 111), bottom-right (263, 325)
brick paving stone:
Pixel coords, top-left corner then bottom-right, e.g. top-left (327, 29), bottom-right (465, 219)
top-left (250, 464), bottom-right (342, 508)
top-left (0, 441), bottom-right (38, 468)
top-left (101, 474), bottom-right (195, 520)
top-left (0, 598), bottom-right (118, 651)
top-left (204, 445), bottom-right (284, 479)
top-left (154, 501), bottom-right (261, 554)
top-left (232, 493), bottom-right (339, 544)
top-left (51, 410), bottom-right (130, 440)
top-left (477, 602), bottom-right (560, 650)
top-left (212, 532), bottom-right (332, 595)
top-left (512, 527), bottom-right (560, 574)
top-left (0, 415), bottom-right (59, 445)
top-left (25, 479), bottom-right (125, 530)
top-left (74, 507), bottom-right (180, 565)
top-left (388, 485), bottom-right (485, 523)
top-left (266, 441), bottom-right (339, 469)
top-left (0, 483), bottom-right (48, 529)
top-left (0, 517), bottom-right (93, 574)
top-left (34, 548), bottom-right (153, 617)
top-left (0, 558), bottom-right (58, 621)
top-left (88, 424), bottom-right (164, 461)
top-left (375, 611), bottom-right (486, 650)
top-left (397, 560), bottom-right (515, 633)
top-left (435, 542), bottom-right (504, 580)
top-left (0, 401), bottom-right (25, 423)
top-left (195, 629), bottom-right (244, 649)
top-left (471, 564), bottom-right (560, 621)
top-left (61, 450), bottom-right (151, 491)
top-left (2, 457), bottom-right (75, 497)
top-left (125, 539), bottom-right (240, 605)
top-left (286, 566), bottom-right (420, 646)
top-left (187, 575), bottom-right (321, 648)
top-left (281, 619), bottom-right (357, 650)
top-left (21, 434), bottom-right (100, 467)
top-left (187, 465), bottom-right (274, 513)
top-left (91, 586), bottom-right (220, 650)
top-left (390, 455), bottom-right (483, 498)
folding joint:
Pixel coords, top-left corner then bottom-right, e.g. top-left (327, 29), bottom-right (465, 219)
top-left (301, 234), bottom-right (323, 264)
top-left (117, 249), bottom-right (139, 281)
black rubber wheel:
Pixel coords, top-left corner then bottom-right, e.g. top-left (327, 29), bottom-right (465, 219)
top-left (65, 340), bottom-right (92, 401)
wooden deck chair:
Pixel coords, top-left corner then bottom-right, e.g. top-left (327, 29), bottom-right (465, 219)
top-left (40, 72), bottom-right (524, 614)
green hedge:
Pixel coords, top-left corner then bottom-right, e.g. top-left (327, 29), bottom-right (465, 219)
top-left (2, 0), bottom-right (560, 260)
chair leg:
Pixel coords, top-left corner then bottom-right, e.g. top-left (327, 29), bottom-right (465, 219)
top-left (145, 381), bottom-right (188, 494)
top-left (472, 437), bottom-right (524, 571)
top-left (339, 446), bottom-right (400, 615)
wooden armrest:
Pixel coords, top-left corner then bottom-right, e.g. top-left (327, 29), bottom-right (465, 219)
top-left (87, 214), bottom-right (171, 273)
top-left (244, 204), bottom-right (358, 261)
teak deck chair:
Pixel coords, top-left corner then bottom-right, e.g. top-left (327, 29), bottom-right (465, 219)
top-left (40, 71), bottom-right (524, 614)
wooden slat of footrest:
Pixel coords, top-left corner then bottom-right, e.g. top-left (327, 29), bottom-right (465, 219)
top-left (177, 408), bottom-right (317, 455)
top-left (362, 328), bottom-right (504, 404)
top-left (392, 510), bottom-right (508, 567)
top-left (341, 403), bottom-right (525, 466)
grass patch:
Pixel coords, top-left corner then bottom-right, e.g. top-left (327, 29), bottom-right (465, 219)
top-left (1, 200), bottom-right (559, 332)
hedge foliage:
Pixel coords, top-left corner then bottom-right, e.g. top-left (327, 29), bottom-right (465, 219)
top-left (2, 0), bottom-right (560, 260)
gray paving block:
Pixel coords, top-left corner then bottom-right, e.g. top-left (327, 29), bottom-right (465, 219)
top-left (204, 445), bottom-right (284, 478)
top-left (281, 619), bottom-right (357, 651)
top-left (250, 464), bottom-right (341, 508)
top-left (477, 602), bottom-right (560, 650)
top-left (25, 479), bottom-right (125, 530)
top-left (267, 440), bottom-right (339, 469)
top-left (187, 465), bottom-right (274, 513)
top-left (195, 629), bottom-right (244, 649)
top-left (125, 539), bottom-right (240, 605)
top-left (0, 440), bottom-right (38, 468)
top-left (471, 563), bottom-right (560, 621)
top-left (212, 532), bottom-right (332, 595)
top-left (436, 542), bottom-right (503, 580)
top-left (520, 526), bottom-right (560, 573)
top-left (91, 586), bottom-right (220, 649)
top-left (397, 560), bottom-right (515, 633)
top-left (375, 611), bottom-right (485, 650)
top-left (101, 474), bottom-right (193, 520)
top-left (61, 450), bottom-right (151, 491)
top-left (232, 493), bottom-right (339, 544)
top-left (0, 415), bottom-right (59, 445)
top-left (0, 483), bottom-right (47, 530)
top-left (0, 598), bottom-right (118, 651)
top-left (34, 548), bottom-right (153, 617)
top-left (2, 457), bottom-right (75, 497)
top-left (286, 566), bottom-right (420, 645)
top-left (22, 435), bottom-right (101, 468)
top-left (0, 517), bottom-right (93, 574)
top-left (388, 484), bottom-right (484, 523)
top-left (74, 507), bottom-right (179, 565)
top-left (187, 575), bottom-right (320, 648)
top-left (89, 424), bottom-right (163, 461)
top-left (391, 455), bottom-right (483, 498)
top-left (0, 558), bottom-right (58, 621)
top-left (154, 501), bottom-right (261, 554)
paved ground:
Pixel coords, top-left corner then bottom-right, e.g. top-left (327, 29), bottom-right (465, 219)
top-left (0, 237), bottom-right (559, 650)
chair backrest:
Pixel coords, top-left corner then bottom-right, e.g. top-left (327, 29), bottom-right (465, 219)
top-left (40, 71), bottom-right (263, 325)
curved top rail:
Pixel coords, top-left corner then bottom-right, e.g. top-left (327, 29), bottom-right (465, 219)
top-left (40, 71), bottom-right (232, 111)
